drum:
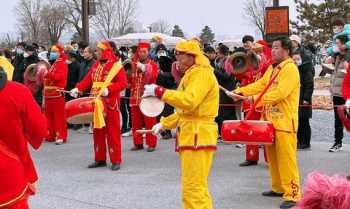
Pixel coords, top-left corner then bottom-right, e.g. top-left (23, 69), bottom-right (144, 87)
top-left (221, 120), bottom-right (275, 145)
top-left (65, 97), bottom-right (104, 125)
top-left (140, 96), bottom-right (165, 117)
top-left (337, 105), bottom-right (350, 132)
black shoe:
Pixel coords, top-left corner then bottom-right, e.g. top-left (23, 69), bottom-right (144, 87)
top-left (147, 147), bottom-right (156, 152)
top-left (111, 164), bottom-right (121, 171)
top-left (130, 145), bottom-right (144, 151)
top-left (280, 200), bottom-right (296, 209)
top-left (87, 161), bottom-right (107, 168)
top-left (297, 144), bottom-right (311, 150)
top-left (329, 142), bottom-right (342, 152)
top-left (262, 190), bottom-right (284, 197)
top-left (239, 160), bottom-right (258, 167)
top-left (161, 131), bottom-right (172, 140)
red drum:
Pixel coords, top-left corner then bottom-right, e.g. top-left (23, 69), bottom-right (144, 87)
top-left (337, 105), bottom-right (350, 132)
top-left (65, 97), bottom-right (105, 125)
top-left (221, 120), bottom-right (275, 145)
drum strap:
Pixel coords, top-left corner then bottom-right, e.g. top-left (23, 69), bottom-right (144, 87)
top-left (245, 60), bottom-right (294, 120)
top-left (93, 62), bottom-right (123, 129)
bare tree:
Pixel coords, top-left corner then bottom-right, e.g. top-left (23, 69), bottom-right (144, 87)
top-left (243, 0), bottom-right (272, 37)
top-left (0, 33), bottom-right (17, 48)
top-left (116, 0), bottom-right (138, 35)
top-left (15, 0), bottom-right (43, 43)
top-left (92, 0), bottom-right (138, 39)
top-left (60, 0), bottom-right (83, 39)
top-left (41, 1), bottom-right (67, 44)
top-left (150, 19), bottom-right (171, 34)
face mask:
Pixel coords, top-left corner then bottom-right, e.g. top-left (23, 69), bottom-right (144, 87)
top-left (16, 49), bottom-right (24, 55)
top-left (151, 42), bottom-right (157, 49)
top-left (49, 52), bottom-right (58, 61)
top-left (23, 52), bottom-right (29, 58)
top-left (66, 60), bottom-right (72, 65)
top-left (296, 60), bottom-right (302, 66)
top-left (157, 51), bottom-right (167, 58)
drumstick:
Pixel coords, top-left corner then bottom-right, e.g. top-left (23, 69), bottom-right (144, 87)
top-left (56, 89), bottom-right (94, 96)
top-left (219, 85), bottom-right (229, 92)
top-left (136, 129), bottom-right (153, 134)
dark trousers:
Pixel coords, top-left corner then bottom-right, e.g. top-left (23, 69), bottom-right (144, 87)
top-left (216, 106), bottom-right (237, 135)
top-left (120, 89), bottom-right (131, 132)
top-left (333, 96), bottom-right (345, 144)
top-left (297, 117), bottom-right (311, 147)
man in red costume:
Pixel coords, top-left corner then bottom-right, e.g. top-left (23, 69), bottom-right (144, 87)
top-left (43, 44), bottom-right (68, 145)
top-left (130, 42), bottom-right (159, 152)
top-left (71, 41), bottom-right (127, 171)
top-left (226, 39), bottom-right (273, 167)
top-left (0, 68), bottom-right (47, 209)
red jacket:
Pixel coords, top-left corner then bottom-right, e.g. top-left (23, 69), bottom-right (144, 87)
top-left (0, 82), bottom-right (47, 185)
top-left (342, 62), bottom-right (350, 99)
top-left (44, 58), bottom-right (68, 98)
top-left (130, 59), bottom-right (158, 106)
top-left (76, 59), bottom-right (127, 109)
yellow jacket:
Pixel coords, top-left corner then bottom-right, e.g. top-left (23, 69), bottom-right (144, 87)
top-left (0, 56), bottom-right (14, 80)
top-left (160, 64), bottom-right (219, 150)
top-left (234, 58), bottom-right (300, 132)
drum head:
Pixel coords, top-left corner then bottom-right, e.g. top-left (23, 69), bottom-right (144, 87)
top-left (140, 97), bottom-right (165, 117)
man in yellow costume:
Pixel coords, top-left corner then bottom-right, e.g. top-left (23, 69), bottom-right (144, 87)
top-left (226, 36), bottom-right (301, 209)
top-left (143, 40), bottom-right (219, 209)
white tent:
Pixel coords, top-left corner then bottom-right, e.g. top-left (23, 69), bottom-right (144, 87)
top-left (111, 33), bottom-right (185, 48)
top-left (215, 39), bottom-right (243, 50)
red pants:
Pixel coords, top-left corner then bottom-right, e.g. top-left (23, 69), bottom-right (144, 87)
top-left (131, 106), bottom-right (157, 148)
top-left (45, 96), bottom-right (67, 142)
top-left (93, 108), bottom-right (122, 164)
top-left (2, 199), bottom-right (29, 209)
top-left (246, 145), bottom-right (268, 162)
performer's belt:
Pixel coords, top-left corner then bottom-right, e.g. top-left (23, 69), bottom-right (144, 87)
top-left (91, 82), bottom-right (104, 96)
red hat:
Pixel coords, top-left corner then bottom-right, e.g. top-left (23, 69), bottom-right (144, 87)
top-left (51, 44), bottom-right (64, 54)
top-left (97, 41), bottom-right (115, 61)
top-left (137, 42), bottom-right (151, 50)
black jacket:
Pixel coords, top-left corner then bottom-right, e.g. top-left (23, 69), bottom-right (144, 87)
top-left (156, 56), bottom-right (176, 89)
top-left (12, 55), bottom-right (25, 83)
top-left (67, 61), bottom-right (81, 91)
top-left (79, 58), bottom-right (95, 81)
top-left (298, 48), bottom-right (315, 118)
top-left (214, 57), bottom-right (237, 104)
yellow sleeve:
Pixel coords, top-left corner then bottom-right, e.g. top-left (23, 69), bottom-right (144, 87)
top-left (160, 112), bottom-right (180, 130)
top-left (162, 69), bottom-right (214, 112)
top-left (257, 64), bottom-right (300, 106)
top-left (0, 57), bottom-right (14, 80)
top-left (234, 70), bottom-right (269, 96)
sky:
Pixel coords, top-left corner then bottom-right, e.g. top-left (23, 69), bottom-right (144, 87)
top-left (0, 0), bottom-right (296, 41)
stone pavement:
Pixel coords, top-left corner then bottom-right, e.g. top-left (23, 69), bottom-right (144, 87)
top-left (29, 125), bottom-right (350, 209)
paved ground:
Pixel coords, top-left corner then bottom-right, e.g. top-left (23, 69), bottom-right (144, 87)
top-left (29, 110), bottom-right (350, 209)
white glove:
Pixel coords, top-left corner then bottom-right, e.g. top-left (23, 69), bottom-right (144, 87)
top-left (345, 99), bottom-right (350, 114)
top-left (102, 88), bottom-right (109, 97)
top-left (70, 88), bottom-right (79, 98)
top-left (142, 84), bottom-right (158, 98)
top-left (152, 123), bottom-right (164, 135)
top-left (137, 62), bottom-right (146, 72)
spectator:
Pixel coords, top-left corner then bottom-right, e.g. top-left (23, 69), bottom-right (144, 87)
top-left (12, 42), bottom-right (26, 83)
top-left (66, 52), bottom-right (81, 101)
top-left (291, 50), bottom-right (314, 150)
top-left (328, 35), bottom-right (350, 152)
top-left (242, 35), bottom-right (255, 51)
top-left (79, 46), bottom-right (95, 82)
top-left (327, 18), bottom-right (350, 56)
top-left (204, 45), bottom-right (216, 67)
top-left (24, 45), bottom-right (40, 70)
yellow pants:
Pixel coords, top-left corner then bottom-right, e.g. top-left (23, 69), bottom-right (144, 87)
top-left (180, 150), bottom-right (214, 209)
top-left (267, 131), bottom-right (301, 201)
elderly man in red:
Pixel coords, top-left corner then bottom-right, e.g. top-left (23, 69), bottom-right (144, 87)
top-left (70, 41), bottom-right (127, 171)
top-left (43, 44), bottom-right (68, 145)
top-left (130, 42), bottom-right (159, 152)
top-left (0, 68), bottom-right (47, 209)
